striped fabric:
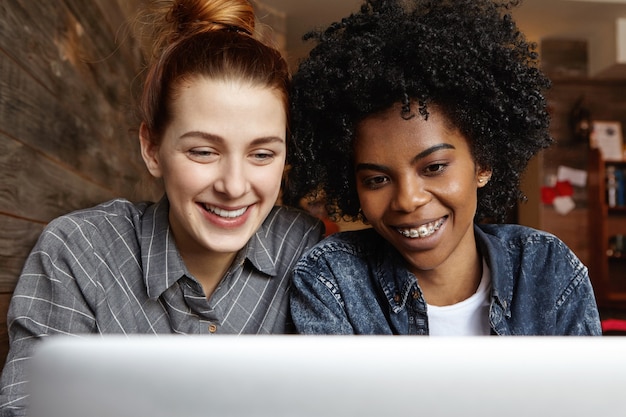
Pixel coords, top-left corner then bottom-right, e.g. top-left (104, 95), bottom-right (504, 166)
top-left (0, 197), bottom-right (323, 416)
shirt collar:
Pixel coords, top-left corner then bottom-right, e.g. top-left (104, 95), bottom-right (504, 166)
top-left (360, 230), bottom-right (420, 313)
top-left (474, 224), bottom-right (513, 316)
top-left (140, 196), bottom-right (188, 299)
top-left (139, 197), bottom-right (278, 299)
top-left (372, 226), bottom-right (511, 316)
top-left (242, 206), bottom-right (281, 277)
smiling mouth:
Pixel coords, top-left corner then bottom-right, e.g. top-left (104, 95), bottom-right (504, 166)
top-left (203, 204), bottom-right (248, 218)
top-left (397, 217), bottom-right (446, 239)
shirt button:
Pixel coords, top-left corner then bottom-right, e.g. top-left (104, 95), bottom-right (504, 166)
top-left (208, 324), bottom-right (218, 333)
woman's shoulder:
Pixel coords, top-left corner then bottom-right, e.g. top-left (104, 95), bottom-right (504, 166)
top-left (43, 198), bottom-right (152, 238)
top-left (477, 223), bottom-right (563, 245)
top-left (23, 199), bottom-right (156, 274)
top-left (476, 223), bottom-right (577, 262)
top-left (298, 227), bottom-right (381, 262)
top-left (263, 205), bottom-right (324, 234)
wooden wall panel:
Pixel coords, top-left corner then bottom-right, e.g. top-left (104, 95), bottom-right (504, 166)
top-left (0, 294), bottom-right (11, 366)
top-left (0, 132), bottom-right (117, 223)
top-left (0, 1), bottom-right (146, 197)
top-left (0, 0), bottom-right (146, 369)
top-left (0, 216), bottom-right (44, 293)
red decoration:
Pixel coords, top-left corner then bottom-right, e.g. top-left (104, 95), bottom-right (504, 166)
top-left (541, 186), bottom-right (557, 204)
top-left (554, 181), bottom-right (574, 197)
top-left (541, 180), bottom-right (574, 204)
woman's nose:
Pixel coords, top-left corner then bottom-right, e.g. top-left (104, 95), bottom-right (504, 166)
top-left (213, 159), bottom-right (249, 198)
top-left (391, 176), bottom-right (431, 212)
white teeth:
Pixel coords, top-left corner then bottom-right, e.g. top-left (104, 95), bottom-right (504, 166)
top-left (206, 205), bottom-right (247, 218)
top-left (398, 218), bottom-right (445, 239)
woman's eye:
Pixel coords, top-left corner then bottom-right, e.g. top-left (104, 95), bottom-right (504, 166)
top-left (188, 149), bottom-right (218, 161)
top-left (363, 175), bottom-right (389, 189)
top-left (424, 162), bottom-right (448, 175)
top-left (251, 152), bottom-right (275, 164)
top-left (190, 150), bottom-right (212, 156)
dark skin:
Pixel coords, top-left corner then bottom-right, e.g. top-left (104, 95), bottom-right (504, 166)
top-left (286, 0), bottom-right (552, 226)
top-left (354, 104), bottom-right (490, 306)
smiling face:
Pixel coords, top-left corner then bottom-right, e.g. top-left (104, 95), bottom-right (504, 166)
top-left (140, 77), bottom-right (286, 264)
top-left (354, 104), bottom-right (491, 277)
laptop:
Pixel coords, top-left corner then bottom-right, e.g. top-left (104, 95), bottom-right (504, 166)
top-left (29, 335), bottom-right (626, 417)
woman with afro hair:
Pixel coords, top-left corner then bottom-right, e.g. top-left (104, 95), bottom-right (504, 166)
top-left (286, 0), bottom-right (601, 335)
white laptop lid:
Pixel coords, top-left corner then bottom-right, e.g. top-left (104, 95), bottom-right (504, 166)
top-left (29, 336), bottom-right (626, 417)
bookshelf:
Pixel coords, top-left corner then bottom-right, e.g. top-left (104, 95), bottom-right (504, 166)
top-left (588, 148), bottom-right (626, 307)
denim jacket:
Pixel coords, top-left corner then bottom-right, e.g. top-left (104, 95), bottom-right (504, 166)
top-left (290, 224), bottom-right (602, 335)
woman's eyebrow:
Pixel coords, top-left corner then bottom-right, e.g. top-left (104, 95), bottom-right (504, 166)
top-left (179, 131), bottom-right (285, 145)
top-left (355, 162), bottom-right (390, 173)
top-left (412, 143), bottom-right (456, 162)
top-left (250, 136), bottom-right (285, 146)
top-left (180, 131), bottom-right (222, 142)
top-left (355, 143), bottom-right (456, 173)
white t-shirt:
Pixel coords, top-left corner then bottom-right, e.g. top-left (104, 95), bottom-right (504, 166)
top-left (427, 259), bottom-right (491, 336)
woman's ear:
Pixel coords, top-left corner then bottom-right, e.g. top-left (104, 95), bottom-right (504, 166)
top-left (477, 167), bottom-right (492, 188)
top-left (139, 123), bottom-right (163, 178)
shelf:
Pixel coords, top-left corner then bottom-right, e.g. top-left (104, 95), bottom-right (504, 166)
top-left (588, 148), bottom-right (626, 308)
top-left (607, 293), bottom-right (626, 303)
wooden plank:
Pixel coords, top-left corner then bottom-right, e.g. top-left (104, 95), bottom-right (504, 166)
top-left (2, 0), bottom-right (142, 109)
top-left (61, 0), bottom-right (145, 115)
top-left (0, 48), bottom-right (146, 199)
top-left (0, 133), bottom-right (117, 223)
top-left (0, 215), bottom-right (44, 293)
top-left (63, 0), bottom-right (144, 75)
top-left (90, 0), bottom-right (145, 78)
top-left (0, 0), bottom-right (152, 371)
top-left (0, 293), bottom-right (12, 368)
top-left (0, 1), bottom-right (147, 199)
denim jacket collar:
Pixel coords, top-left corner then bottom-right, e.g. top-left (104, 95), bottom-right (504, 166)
top-left (474, 225), bottom-right (513, 320)
top-left (371, 225), bottom-right (512, 334)
top-left (375, 225), bottom-right (510, 316)
top-left (291, 222), bottom-right (601, 335)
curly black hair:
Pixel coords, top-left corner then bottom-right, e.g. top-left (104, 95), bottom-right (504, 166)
top-left (284, 0), bottom-right (553, 223)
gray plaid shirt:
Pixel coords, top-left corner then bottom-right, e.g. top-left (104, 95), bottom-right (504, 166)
top-left (0, 197), bottom-right (323, 416)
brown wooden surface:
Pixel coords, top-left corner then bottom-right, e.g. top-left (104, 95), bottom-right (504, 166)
top-left (587, 149), bottom-right (609, 305)
top-left (542, 79), bottom-right (626, 309)
top-left (0, 1), bottom-right (146, 196)
top-left (0, 294), bottom-right (11, 365)
top-left (0, 0), bottom-right (146, 369)
top-left (0, 132), bottom-right (118, 223)
top-left (0, 216), bottom-right (45, 293)
top-left (587, 149), bottom-right (626, 308)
